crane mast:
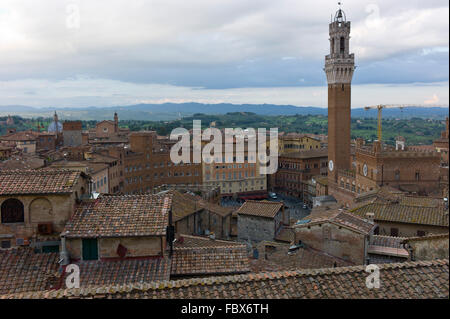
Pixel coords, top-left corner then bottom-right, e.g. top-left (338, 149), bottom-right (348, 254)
top-left (363, 104), bottom-right (447, 143)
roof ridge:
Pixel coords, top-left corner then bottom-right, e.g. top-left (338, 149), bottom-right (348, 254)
top-left (243, 200), bottom-right (282, 204)
top-left (177, 234), bottom-right (243, 243)
top-left (174, 245), bottom-right (247, 251)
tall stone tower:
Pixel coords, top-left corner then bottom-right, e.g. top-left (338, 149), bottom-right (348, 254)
top-left (114, 112), bottom-right (119, 133)
top-left (324, 7), bottom-right (355, 182)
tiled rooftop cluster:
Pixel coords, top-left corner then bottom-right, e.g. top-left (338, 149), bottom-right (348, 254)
top-left (3, 260), bottom-right (448, 299)
top-left (0, 248), bottom-right (61, 295)
top-left (169, 190), bottom-right (234, 222)
top-left (350, 202), bottom-right (448, 227)
top-left (0, 169), bottom-right (84, 195)
top-left (67, 258), bottom-right (171, 288)
top-left (297, 209), bottom-right (375, 234)
top-left (250, 242), bottom-right (352, 272)
top-left (172, 235), bottom-right (250, 276)
top-left (63, 193), bottom-right (172, 238)
top-left (236, 200), bottom-right (283, 218)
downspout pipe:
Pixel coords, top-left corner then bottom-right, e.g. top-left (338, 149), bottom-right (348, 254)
top-left (60, 234), bottom-right (70, 266)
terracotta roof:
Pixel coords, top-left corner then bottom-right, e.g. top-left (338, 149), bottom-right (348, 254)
top-left (169, 190), bottom-right (202, 222)
top-left (370, 235), bottom-right (407, 249)
top-left (368, 235), bottom-right (409, 259)
top-left (250, 241), bottom-right (352, 272)
top-left (0, 157), bottom-right (45, 170)
top-left (296, 209), bottom-right (375, 235)
top-left (174, 234), bottom-right (244, 249)
top-left (67, 258), bottom-right (171, 288)
top-left (0, 131), bottom-right (38, 142)
top-left (0, 248), bottom-right (60, 295)
top-left (0, 169), bottom-right (85, 195)
top-left (63, 193), bottom-right (172, 238)
top-left (350, 203), bottom-right (449, 227)
top-left (5, 259), bottom-right (448, 299)
top-left (403, 233), bottom-right (449, 243)
top-left (353, 185), bottom-right (405, 205)
top-left (237, 200), bottom-right (283, 219)
top-left (197, 200), bottom-right (234, 217)
top-left (399, 196), bottom-right (442, 208)
top-left (171, 240), bottom-right (250, 276)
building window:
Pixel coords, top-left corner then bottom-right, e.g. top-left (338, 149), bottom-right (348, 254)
top-left (1, 198), bottom-right (25, 223)
top-left (395, 170), bottom-right (400, 181)
top-left (417, 230), bottom-right (426, 237)
top-left (390, 228), bottom-right (399, 237)
top-left (373, 226), bottom-right (379, 235)
top-left (1, 240), bottom-right (11, 249)
top-left (340, 36), bottom-right (345, 54)
top-left (82, 238), bottom-right (98, 260)
top-left (415, 172), bottom-right (420, 181)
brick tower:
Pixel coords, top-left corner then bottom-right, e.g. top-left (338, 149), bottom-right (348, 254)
top-left (324, 6), bottom-right (355, 182)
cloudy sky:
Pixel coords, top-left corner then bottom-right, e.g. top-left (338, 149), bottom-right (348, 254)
top-left (0, 0), bottom-right (448, 108)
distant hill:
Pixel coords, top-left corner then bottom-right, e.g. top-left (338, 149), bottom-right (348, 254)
top-left (0, 103), bottom-right (448, 121)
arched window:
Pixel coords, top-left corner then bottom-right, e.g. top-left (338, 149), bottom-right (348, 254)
top-left (1, 199), bottom-right (25, 223)
top-left (340, 37), bottom-right (345, 54)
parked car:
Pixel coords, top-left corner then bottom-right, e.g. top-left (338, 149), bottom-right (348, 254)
top-left (269, 192), bottom-right (277, 199)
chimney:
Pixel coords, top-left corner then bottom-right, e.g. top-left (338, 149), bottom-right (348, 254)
top-left (366, 212), bottom-right (375, 223)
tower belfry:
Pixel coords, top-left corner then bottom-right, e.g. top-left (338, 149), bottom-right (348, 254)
top-left (325, 5), bottom-right (355, 182)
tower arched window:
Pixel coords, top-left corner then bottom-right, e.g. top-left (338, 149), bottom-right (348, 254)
top-left (340, 37), bottom-right (345, 54)
top-left (331, 38), bottom-right (335, 54)
top-left (1, 198), bottom-right (24, 223)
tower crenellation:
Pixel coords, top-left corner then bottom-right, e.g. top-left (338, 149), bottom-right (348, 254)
top-left (325, 9), bottom-right (355, 84)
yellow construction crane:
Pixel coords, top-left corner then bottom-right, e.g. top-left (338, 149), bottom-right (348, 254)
top-left (363, 104), bottom-right (447, 142)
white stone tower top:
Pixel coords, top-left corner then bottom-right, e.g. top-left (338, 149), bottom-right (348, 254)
top-left (324, 6), bottom-right (355, 84)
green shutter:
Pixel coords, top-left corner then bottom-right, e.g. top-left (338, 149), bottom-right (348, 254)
top-left (82, 238), bottom-right (98, 260)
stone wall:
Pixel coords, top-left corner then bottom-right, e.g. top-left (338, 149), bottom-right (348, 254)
top-left (0, 177), bottom-right (89, 246)
top-left (174, 211), bottom-right (231, 239)
top-left (375, 221), bottom-right (448, 238)
top-left (65, 236), bottom-right (164, 260)
top-left (237, 215), bottom-right (275, 244)
top-left (293, 222), bottom-right (366, 265)
top-left (407, 236), bottom-right (449, 261)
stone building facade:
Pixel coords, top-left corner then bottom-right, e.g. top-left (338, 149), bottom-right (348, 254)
top-left (403, 233), bottom-right (449, 261)
top-left (0, 170), bottom-right (90, 249)
top-left (62, 193), bottom-right (172, 261)
top-left (272, 149), bottom-right (328, 200)
top-left (293, 209), bottom-right (375, 265)
top-left (237, 201), bottom-right (288, 243)
top-left (63, 121), bottom-right (83, 147)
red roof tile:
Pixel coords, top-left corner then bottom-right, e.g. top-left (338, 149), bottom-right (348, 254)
top-left (236, 200), bottom-right (283, 219)
top-left (0, 169), bottom-right (85, 195)
top-left (5, 259), bottom-right (448, 299)
top-left (171, 235), bottom-right (250, 276)
top-left (0, 248), bottom-right (60, 295)
top-left (63, 193), bottom-right (172, 238)
top-left (68, 258), bottom-right (171, 288)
